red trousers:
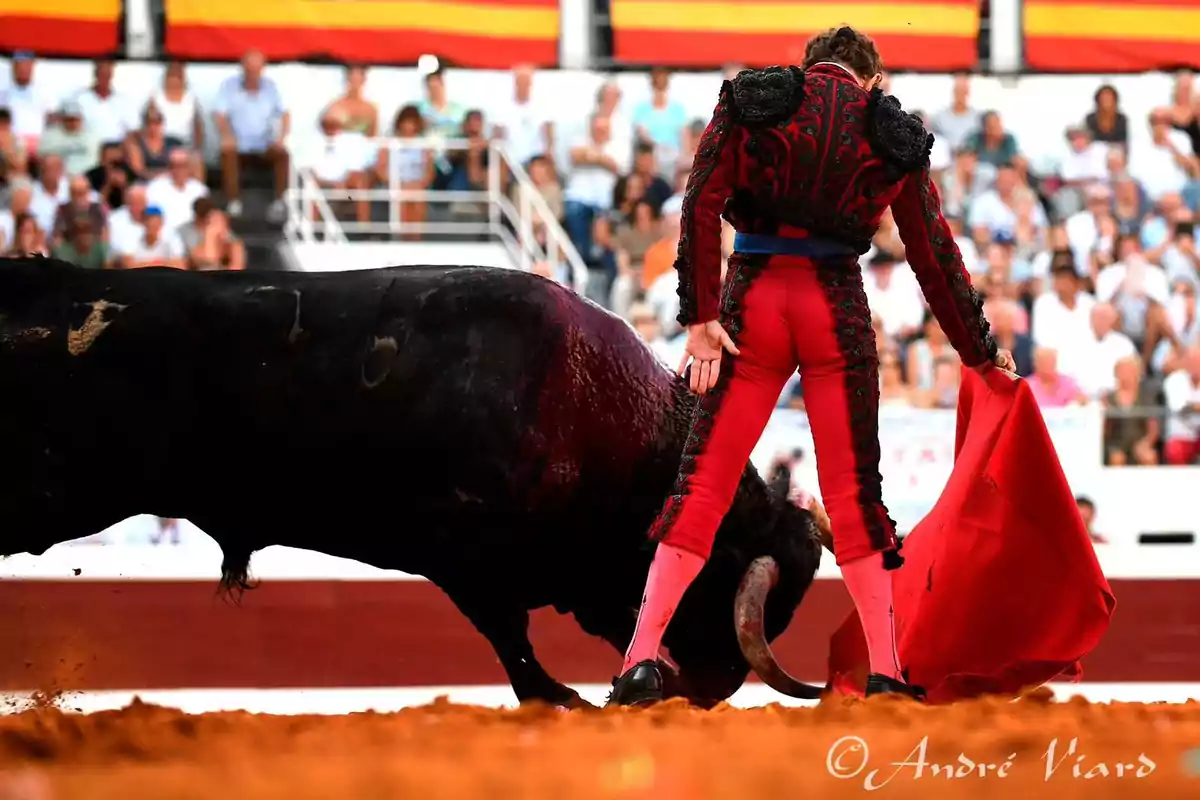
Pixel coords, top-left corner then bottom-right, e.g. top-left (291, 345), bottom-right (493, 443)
top-left (651, 253), bottom-right (901, 567)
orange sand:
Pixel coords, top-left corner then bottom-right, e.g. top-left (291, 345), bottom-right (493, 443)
top-left (2, 693), bottom-right (1199, 799)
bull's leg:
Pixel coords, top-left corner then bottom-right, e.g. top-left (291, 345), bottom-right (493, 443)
top-left (447, 592), bottom-right (586, 708)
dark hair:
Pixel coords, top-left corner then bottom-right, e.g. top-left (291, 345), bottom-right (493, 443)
top-left (0, 107), bottom-right (10, 124)
top-left (393, 104), bottom-right (425, 134)
top-left (1075, 495), bottom-right (1095, 511)
top-left (1094, 84), bottom-right (1118, 105)
top-left (634, 140), bottom-right (655, 157)
top-left (193, 195), bottom-right (215, 219)
top-left (802, 26), bottom-right (883, 79)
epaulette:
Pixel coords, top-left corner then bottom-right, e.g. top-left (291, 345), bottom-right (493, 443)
top-left (729, 66), bottom-right (806, 127)
top-left (867, 88), bottom-right (934, 180)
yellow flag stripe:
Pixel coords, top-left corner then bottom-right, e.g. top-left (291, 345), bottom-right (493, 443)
top-left (611, 1), bottom-right (978, 36)
top-left (0, 0), bottom-right (120, 21)
top-left (166, 0), bottom-right (558, 37)
top-left (1026, 4), bottom-right (1200, 40)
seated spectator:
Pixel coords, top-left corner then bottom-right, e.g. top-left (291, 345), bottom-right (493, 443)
top-left (108, 183), bottom-right (149, 258)
top-left (376, 104), bottom-right (433, 240)
top-left (968, 164), bottom-right (1046, 247)
top-left (417, 65), bottom-right (466, 139)
top-left (862, 250), bottom-right (922, 343)
top-left (0, 52), bottom-right (53, 155)
top-left (907, 312), bottom-right (955, 391)
top-left (1102, 354), bottom-right (1160, 466)
top-left (913, 355), bottom-right (961, 409)
top-left (641, 194), bottom-right (683, 337)
top-left (1064, 182), bottom-right (1114, 274)
top-left (940, 146), bottom-right (991, 221)
top-left (965, 111), bottom-right (1019, 168)
top-left (1162, 344), bottom-right (1200, 464)
top-left (147, 147), bottom-right (209, 233)
top-left (519, 154), bottom-right (563, 228)
top-left (180, 199), bottom-right (244, 271)
top-left (878, 350), bottom-right (914, 407)
top-left (29, 153), bottom-right (67, 234)
top-left (125, 103), bottom-right (183, 183)
top-left (611, 200), bottom-right (662, 319)
top-left (1095, 235), bottom-right (1173, 358)
top-left (1162, 218), bottom-right (1199, 285)
top-left (628, 141), bottom-right (673, 209)
top-left (1167, 71), bottom-right (1200, 154)
top-left (0, 176), bottom-right (33, 251)
top-left (1, 212), bottom-right (47, 256)
top-left (74, 58), bottom-right (136, 148)
top-left (1072, 302), bottom-right (1137, 400)
top-left (564, 113), bottom-right (627, 269)
top-left (1028, 347), bottom-right (1087, 408)
top-left (86, 142), bottom-right (136, 210)
top-left (213, 50), bottom-right (290, 221)
top-left (632, 68), bottom-right (687, 178)
top-left (932, 73), bottom-right (981, 154)
top-left (985, 297), bottom-right (1034, 376)
top-left (1075, 496), bottom-right (1108, 543)
top-left (437, 110), bottom-right (497, 235)
top-left (1131, 109), bottom-right (1197, 205)
top-left (628, 301), bottom-right (675, 364)
top-left (1085, 85), bottom-right (1128, 147)
top-left (1055, 125), bottom-right (1109, 216)
top-left (52, 216), bottom-right (110, 270)
top-left (120, 206), bottom-right (184, 269)
top-left (490, 64), bottom-right (552, 167)
top-left (151, 61), bottom-right (206, 180)
top-left (51, 174), bottom-right (106, 247)
top-left (1032, 261), bottom-right (1096, 358)
top-left (1154, 279), bottom-right (1199, 373)
top-left (297, 109), bottom-right (371, 226)
top-left (1111, 174), bottom-right (1148, 238)
top-left (0, 107), bottom-right (29, 178)
top-left (324, 64), bottom-right (378, 137)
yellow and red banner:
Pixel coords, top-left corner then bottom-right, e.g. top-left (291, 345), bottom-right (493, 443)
top-left (610, 0), bottom-right (980, 70)
top-left (0, 0), bottom-right (121, 57)
top-left (1025, 0), bottom-right (1200, 71)
top-left (164, 0), bottom-right (559, 67)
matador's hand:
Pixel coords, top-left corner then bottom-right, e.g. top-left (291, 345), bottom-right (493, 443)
top-left (974, 348), bottom-right (1017, 379)
top-left (678, 321), bottom-right (740, 396)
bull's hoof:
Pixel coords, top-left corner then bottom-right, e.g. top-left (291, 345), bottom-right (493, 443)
top-left (864, 673), bottom-right (927, 701)
top-left (606, 660), bottom-right (664, 708)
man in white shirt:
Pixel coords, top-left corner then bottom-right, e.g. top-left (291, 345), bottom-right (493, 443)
top-left (931, 74), bottom-right (981, 153)
top-left (107, 183), bottom-right (149, 257)
top-left (1095, 242), bottom-right (1172, 346)
top-left (490, 65), bottom-right (553, 167)
top-left (1162, 345), bottom-right (1200, 465)
top-left (1130, 110), bottom-right (1198, 203)
top-left (28, 153), bottom-right (67, 234)
top-left (295, 109), bottom-right (372, 225)
top-left (37, 100), bottom-right (100, 176)
top-left (1064, 183), bottom-right (1114, 275)
top-left (72, 58), bottom-right (137, 146)
top-left (146, 148), bottom-right (209, 234)
top-left (1032, 262), bottom-right (1097, 357)
top-left (967, 165), bottom-right (1047, 244)
top-left (1066, 302), bottom-right (1137, 399)
top-left (0, 177), bottom-right (32, 250)
top-left (0, 52), bottom-right (55, 147)
top-left (1059, 126), bottom-right (1109, 186)
top-left (563, 113), bottom-right (630, 263)
top-left (861, 250), bottom-right (923, 342)
top-left (121, 206), bottom-right (185, 269)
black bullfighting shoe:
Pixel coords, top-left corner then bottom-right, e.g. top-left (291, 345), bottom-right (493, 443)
top-left (606, 660), bottom-right (664, 707)
top-left (865, 672), bottom-right (928, 701)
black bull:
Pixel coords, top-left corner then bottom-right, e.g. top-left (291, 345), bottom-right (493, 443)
top-left (0, 258), bottom-right (825, 707)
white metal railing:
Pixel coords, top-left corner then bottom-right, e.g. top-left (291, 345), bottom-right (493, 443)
top-left (282, 136), bottom-right (588, 294)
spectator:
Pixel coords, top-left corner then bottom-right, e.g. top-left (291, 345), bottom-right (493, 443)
top-left (491, 64), bottom-right (553, 167)
top-left (593, 80), bottom-right (633, 168)
top-left (907, 313), bottom-right (955, 391)
top-left (968, 164), bottom-right (1046, 246)
top-left (52, 216), bottom-right (109, 270)
top-left (1131, 109), bottom-right (1197, 204)
top-left (39, 100), bottom-right (100, 177)
top-left (1028, 347), bottom-right (1087, 408)
top-left (1075, 496), bottom-right (1108, 543)
top-left (1102, 354), bottom-right (1160, 466)
top-left (73, 58), bottom-right (135, 147)
top-left (641, 194), bottom-right (683, 336)
top-left (0, 52), bottom-right (53, 152)
top-left (1032, 262), bottom-right (1096, 356)
top-left (932, 73), bottom-right (981, 154)
top-left (1056, 125), bottom-right (1109, 212)
top-left (439, 110), bottom-right (496, 235)
top-left (0, 107), bottom-right (28, 178)
top-left (180, 199), bottom-right (244, 271)
top-left (325, 64), bottom-right (379, 136)
top-left (417, 66), bottom-right (465, 138)
top-left (147, 147), bottom-right (209, 233)
top-left (1, 212), bottom-right (46, 256)
top-left (628, 301), bottom-right (675, 364)
top-left (107, 182), bottom-right (149, 258)
top-left (984, 297), bottom-right (1034, 376)
top-left (51, 174), bottom-right (106, 246)
top-left (213, 50), bottom-right (290, 221)
top-left (628, 141), bottom-right (673, 209)
top-left (1064, 182), bottom-right (1113, 272)
top-left (1162, 344), bottom-right (1200, 464)
top-left (611, 200), bottom-right (662, 318)
top-left (564, 113), bottom-right (628, 271)
top-left (151, 61), bottom-right (206, 179)
top-left (519, 154), bottom-right (563, 227)
top-left (940, 146), bottom-right (991, 220)
top-left (1111, 174), bottom-right (1148, 238)
top-left (376, 105), bottom-right (433, 240)
top-left (913, 356), bottom-right (961, 410)
top-left (1161, 218), bottom-right (1199, 286)
top-left (1073, 302), bottom-right (1137, 400)
top-left (86, 142), bottom-right (135, 210)
top-left (0, 177), bottom-right (33, 251)
top-left (1166, 71), bottom-right (1200, 155)
top-left (965, 111), bottom-right (1019, 168)
top-left (632, 68), bottom-right (687, 178)
top-left (125, 103), bottom-right (183, 182)
top-left (878, 350), bottom-right (914, 407)
top-left (862, 250), bottom-right (922, 343)
top-left (120, 205), bottom-right (184, 269)
top-left (29, 152), bottom-right (66, 234)
top-left (1084, 85), bottom-right (1128, 147)
top-left (295, 109), bottom-right (371, 226)
top-left (1155, 279), bottom-right (1199, 373)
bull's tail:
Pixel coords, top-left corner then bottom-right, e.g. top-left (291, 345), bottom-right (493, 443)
top-left (217, 547), bottom-right (258, 605)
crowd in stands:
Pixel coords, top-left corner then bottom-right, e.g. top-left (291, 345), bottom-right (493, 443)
top-left (1, 53), bottom-right (1199, 465)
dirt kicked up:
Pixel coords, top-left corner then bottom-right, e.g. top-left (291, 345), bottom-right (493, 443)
top-left (1, 693), bottom-right (1198, 799)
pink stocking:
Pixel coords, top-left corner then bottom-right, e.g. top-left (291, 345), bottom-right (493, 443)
top-left (840, 553), bottom-right (903, 680)
top-left (622, 543), bottom-right (707, 673)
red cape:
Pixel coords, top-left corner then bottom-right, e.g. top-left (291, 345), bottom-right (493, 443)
top-left (827, 366), bottom-right (1116, 703)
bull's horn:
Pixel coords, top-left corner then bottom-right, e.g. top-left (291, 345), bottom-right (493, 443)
top-left (734, 556), bottom-right (826, 700)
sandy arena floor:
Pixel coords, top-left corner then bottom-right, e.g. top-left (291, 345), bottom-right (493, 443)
top-left (1, 692), bottom-right (1198, 799)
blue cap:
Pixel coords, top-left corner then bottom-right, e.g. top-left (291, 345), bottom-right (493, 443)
top-left (144, 205), bottom-right (164, 217)
top-left (13, 51), bottom-right (35, 62)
